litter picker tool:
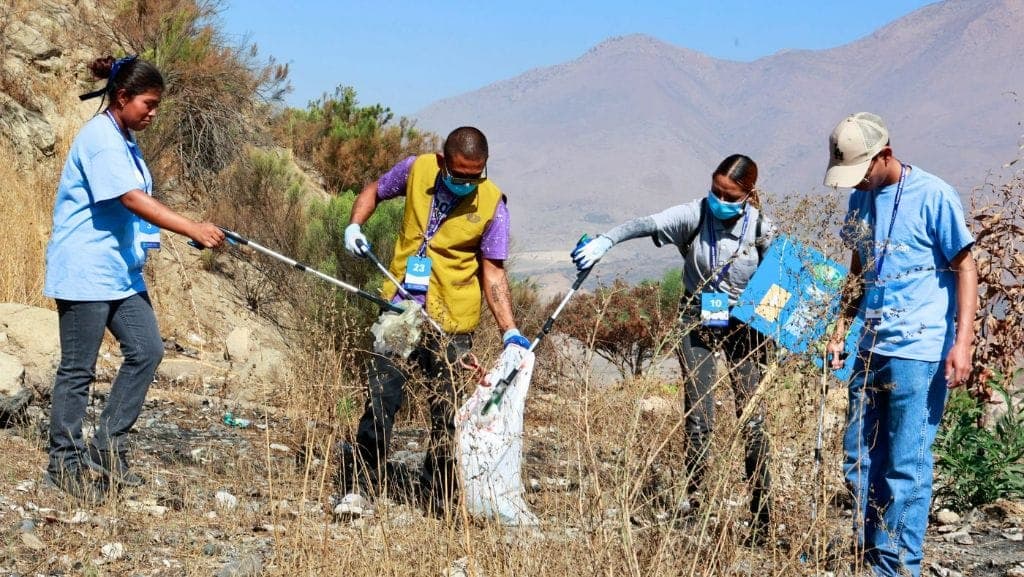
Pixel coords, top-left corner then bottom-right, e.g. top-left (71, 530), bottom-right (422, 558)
top-left (480, 235), bottom-right (595, 415)
top-left (355, 239), bottom-right (447, 336)
top-left (812, 352), bottom-right (830, 522)
top-left (190, 227), bottom-right (402, 313)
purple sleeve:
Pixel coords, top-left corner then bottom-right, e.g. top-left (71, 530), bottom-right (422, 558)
top-left (480, 199), bottom-right (510, 260)
top-left (376, 156), bottom-right (417, 200)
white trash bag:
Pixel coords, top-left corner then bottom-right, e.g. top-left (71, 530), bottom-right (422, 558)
top-left (455, 344), bottom-right (539, 526)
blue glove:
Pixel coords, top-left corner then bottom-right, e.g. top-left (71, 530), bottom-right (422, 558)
top-left (571, 235), bottom-right (613, 271)
top-left (344, 223), bottom-right (369, 257)
top-left (502, 328), bottom-right (531, 350)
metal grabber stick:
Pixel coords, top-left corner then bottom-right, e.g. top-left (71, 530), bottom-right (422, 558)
top-left (191, 227), bottom-right (403, 313)
top-left (480, 234), bottom-right (596, 415)
top-left (355, 239), bottom-right (447, 336)
top-left (812, 353), bottom-right (830, 522)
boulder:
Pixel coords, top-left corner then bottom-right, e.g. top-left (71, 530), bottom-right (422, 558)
top-left (0, 351), bottom-right (32, 425)
top-left (224, 327), bottom-right (252, 363)
top-left (0, 93), bottom-right (56, 157)
top-left (0, 303), bottom-right (60, 395)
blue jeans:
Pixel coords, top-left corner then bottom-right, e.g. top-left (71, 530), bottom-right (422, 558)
top-left (49, 294), bottom-right (163, 473)
top-left (843, 354), bottom-right (948, 577)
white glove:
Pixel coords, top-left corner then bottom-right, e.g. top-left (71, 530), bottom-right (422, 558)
top-left (571, 235), bottom-right (613, 270)
top-left (344, 223), bottom-right (369, 257)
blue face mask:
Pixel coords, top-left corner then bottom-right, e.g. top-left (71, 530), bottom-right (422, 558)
top-left (707, 190), bottom-right (746, 220)
top-left (443, 174), bottom-right (477, 197)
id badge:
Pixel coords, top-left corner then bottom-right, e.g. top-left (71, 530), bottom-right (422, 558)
top-left (701, 292), bottom-right (730, 327)
top-left (403, 256), bottom-right (432, 293)
top-left (864, 282), bottom-right (885, 324)
top-left (138, 218), bottom-right (161, 251)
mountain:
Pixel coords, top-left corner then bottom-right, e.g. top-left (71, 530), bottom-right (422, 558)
top-left (414, 0), bottom-right (1024, 290)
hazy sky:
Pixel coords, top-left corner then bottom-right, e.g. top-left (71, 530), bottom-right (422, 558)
top-left (221, 0), bottom-right (938, 116)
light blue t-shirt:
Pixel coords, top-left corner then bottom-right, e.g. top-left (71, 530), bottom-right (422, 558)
top-left (44, 113), bottom-right (153, 301)
top-left (840, 166), bottom-right (974, 361)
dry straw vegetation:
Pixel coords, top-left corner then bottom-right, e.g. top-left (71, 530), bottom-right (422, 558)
top-left (1, 1), bottom-right (1022, 576)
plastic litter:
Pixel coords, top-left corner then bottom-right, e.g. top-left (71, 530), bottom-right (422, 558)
top-left (223, 412), bottom-right (251, 428)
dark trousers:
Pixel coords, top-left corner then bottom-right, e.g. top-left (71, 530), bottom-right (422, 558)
top-left (675, 314), bottom-right (771, 521)
top-left (349, 332), bottom-right (473, 500)
top-left (49, 293), bottom-right (163, 473)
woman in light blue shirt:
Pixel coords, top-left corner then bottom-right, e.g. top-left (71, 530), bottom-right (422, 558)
top-left (44, 55), bottom-right (224, 503)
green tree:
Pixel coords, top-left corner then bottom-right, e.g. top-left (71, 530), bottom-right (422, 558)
top-left (272, 86), bottom-right (439, 194)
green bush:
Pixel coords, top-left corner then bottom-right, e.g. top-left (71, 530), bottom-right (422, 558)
top-left (271, 86), bottom-right (439, 195)
top-left (300, 191), bottom-right (405, 337)
top-left (934, 370), bottom-right (1024, 511)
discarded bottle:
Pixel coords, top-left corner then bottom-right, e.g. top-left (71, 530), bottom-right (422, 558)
top-left (223, 412), bottom-right (251, 428)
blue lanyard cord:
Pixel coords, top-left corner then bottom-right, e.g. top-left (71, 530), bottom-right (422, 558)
top-left (417, 185), bottom-right (460, 257)
top-left (707, 208), bottom-right (751, 289)
top-left (104, 111), bottom-right (150, 193)
top-left (872, 163), bottom-right (907, 280)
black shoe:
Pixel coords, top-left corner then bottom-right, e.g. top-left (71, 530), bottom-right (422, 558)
top-left (44, 467), bottom-right (105, 504)
top-left (87, 445), bottom-right (145, 487)
top-left (743, 512), bottom-right (775, 548)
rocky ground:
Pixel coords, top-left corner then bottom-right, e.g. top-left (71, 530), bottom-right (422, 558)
top-left (1, 355), bottom-right (1022, 576)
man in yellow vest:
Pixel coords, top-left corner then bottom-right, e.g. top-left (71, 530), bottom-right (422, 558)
top-left (340, 126), bottom-right (529, 515)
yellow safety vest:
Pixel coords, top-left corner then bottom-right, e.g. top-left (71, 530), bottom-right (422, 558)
top-left (383, 154), bottom-right (503, 333)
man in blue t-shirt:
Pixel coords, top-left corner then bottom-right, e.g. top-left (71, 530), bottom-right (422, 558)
top-left (824, 113), bottom-right (978, 577)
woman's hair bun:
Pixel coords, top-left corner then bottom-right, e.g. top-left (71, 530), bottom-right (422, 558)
top-left (87, 56), bottom-right (116, 80)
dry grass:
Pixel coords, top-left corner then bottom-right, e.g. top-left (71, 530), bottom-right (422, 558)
top-left (1, 337), bottom-right (859, 577)
top-left (0, 138), bottom-right (64, 307)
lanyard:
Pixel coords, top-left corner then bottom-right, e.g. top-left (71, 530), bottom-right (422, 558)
top-left (417, 181), bottom-right (461, 257)
top-left (707, 208), bottom-right (751, 288)
top-left (105, 111), bottom-right (151, 193)
top-left (872, 163), bottom-right (907, 280)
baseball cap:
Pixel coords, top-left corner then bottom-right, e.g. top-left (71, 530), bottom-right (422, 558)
top-left (823, 112), bottom-right (889, 188)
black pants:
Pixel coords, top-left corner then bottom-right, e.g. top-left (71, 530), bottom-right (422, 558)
top-left (675, 303), bottom-right (771, 521)
top-left (346, 331), bottom-right (473, 500)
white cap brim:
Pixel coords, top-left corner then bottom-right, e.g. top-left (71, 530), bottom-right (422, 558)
top-left (824, 158), bottom-right (871, 188)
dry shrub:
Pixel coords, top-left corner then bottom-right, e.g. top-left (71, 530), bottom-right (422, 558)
top-left (968, 171), bottom-right (1024, 391)
top-left (94, 0), bottom-right (288, 191)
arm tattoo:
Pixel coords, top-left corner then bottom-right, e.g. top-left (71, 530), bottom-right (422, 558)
top-left (490, 281), bottom-right (512, 307)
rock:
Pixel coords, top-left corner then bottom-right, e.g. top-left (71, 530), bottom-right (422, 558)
top-left (215, 491), bottom-right (239, 510)
top-left (333, 493), bottom-right (369, 519)
top-left (157, 358), bottom-right (207, 384)
top-left (101, 542), bottom-right (125, 561)
top-left (638, 396), bottom-right (677, 416)
top-left (1002, 530), bottom-right (1023, 542)
top-left (16, 518), bottom-right (36, 533)
top-left (444, 556), bottom-right (484, 577)
top-left (935, 508), bottom-right (961, 525)
top-left (941, 530), bottom-right (973, 545)
top-left (0, 93), bottom-right (56, 157)
top-left (1005, 567), bottom-right (1024, 577)
top-left (63, 510), bottom-right (90, 524)
top-left (20, 532), bottom-right (45, 550)
top-left (202, 542), bottom-right (222, 556)
top-left (269, 443), bottom-right (290, 453)
top-left (217, 554), bottom-right (263, 577)
top-left (928, 562), bottom-right (963, 577)
top-left (0, 304), bottom-right (60, 393)
top-left (224, 327), bottom-right (252, 362)
top-left (0, 351), bottom-right (32, 425)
